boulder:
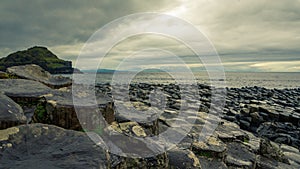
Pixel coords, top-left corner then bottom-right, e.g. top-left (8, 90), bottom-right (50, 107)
top-left (225, 142), bottom-right (256, 169)
top-left (191, 136), bottom-right (227, 159)
top-left (114, 101), bottom-right (159, 135)
top-left (92, 126), bottom-right (169, 168)
top-left (116, 121), bottom-right (147, 137)
top-left (168, 148), bottom-right (201, 169)
top-left (0, 79), bottom-right (51, 101)
top-left (215, 121), bottom-right (249, 143)
top-left (199, 157), bottom-right (228, 169)
top-left (0, 94), bottom-right (26, 129)
top-left (256, 155), bottom-right (283, 169)
top-left (259, 139), bottom-right (289, 163)
top-left (0, 124), bottom-right (108, 169)
top-left (257, 122), bottom-right (300, 148)
top-left (7, 64), bottom-right (72, 89)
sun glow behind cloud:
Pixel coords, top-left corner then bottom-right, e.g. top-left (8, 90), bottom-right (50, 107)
top-left (0, 0), bottom-right (300, 72)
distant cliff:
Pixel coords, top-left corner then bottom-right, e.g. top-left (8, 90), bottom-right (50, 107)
top-left (0, 46), bottom-right (81, 74)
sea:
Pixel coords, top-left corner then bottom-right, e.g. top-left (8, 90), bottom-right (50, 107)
top-left (64, 72), bottom-right (300, 89)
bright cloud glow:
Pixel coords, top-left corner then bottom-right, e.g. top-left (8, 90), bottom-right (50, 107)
top-left (0, 0), bottom-right (299, 72)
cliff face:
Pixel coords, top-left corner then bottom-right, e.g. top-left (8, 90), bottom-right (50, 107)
top-left (0, 46), bottom-right (79, 74)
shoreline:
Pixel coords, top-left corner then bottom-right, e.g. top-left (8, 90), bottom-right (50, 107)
top-left (1, 65), bottom-right (300, 168)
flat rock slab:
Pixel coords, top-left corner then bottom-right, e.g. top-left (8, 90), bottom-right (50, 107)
top-left (215, 121), bottom-right (249, 142)
top-left (0, 79), bottom-right (52, 99)
top-left (7, 64), bottom-right (72, 89)
top-left (192, 136), bottom-right (227, 159)
top-left (47, 86), bottom-right (112, 107)
top-left (0, 94), bottom-right (26, 129)
top-left (225, 142), bottom-right (256, 168)
top-left (0, 124), bottom-right (107, 169)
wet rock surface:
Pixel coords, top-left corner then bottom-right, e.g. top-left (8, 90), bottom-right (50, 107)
top-left (0, 124), bottom-right (108, 169)
top-left (0, 94), bottom-right (26, 129)
top-left (7, 64), bottom-right (72, 89)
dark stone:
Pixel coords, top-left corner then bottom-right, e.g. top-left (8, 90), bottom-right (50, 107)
top-left (191, 137), bottom-right (227, 159)
top-left (227, 109), bottom-right (239, 116)
top-left (259, 106), bottom-right (280, 121)
top-left (225, 142), bottom-right (256, 169)
top-left (0, 94), bottom-right (26, 129)
top-left (240, 116), bottom-right (252, 123)
top-left (240, 108), bottom-right (250, 115)
top-left (258, 111), bottom-right (269, 120)
top-left (223, 115), bottom-right (236, 122)
top-left (239, 120), bottom-right (251, 130)
top-left (259, 139), bottom-right (289, 163)
top-left (0, 79), bottom-right (51, 100)
top-left (114, 102), bottom-right (159, 135)
top-left (216, 121), bottom-right (248, 142)
top-left (289, 113), bottom-right (300, 126)
top-left (256, 155), bottom-right (281, 169)
top-left (7, 64), bottom-right (72, 89)
top-left (257, 122), bottom-right (300, 148)
top-left (248, 104), bottom-right (259, 113)
top-left (0, 124), bottom-right (108, 169)
top-left (199, 157), bottom-right (227, 169)
top-left (279, 112), bottom-right (291, 122)
top-left (168, 148), bottom-right (201, 169)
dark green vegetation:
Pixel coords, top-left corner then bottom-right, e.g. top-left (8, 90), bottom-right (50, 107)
top-left (0, 46), bottom-right (76, 74)
top-left (196, 151), bottom-right (213, 158)
top-left (35, 103), bottom-right (48, 122)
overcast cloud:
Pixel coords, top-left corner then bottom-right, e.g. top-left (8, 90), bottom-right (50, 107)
top-left (0, 0), bottom-right (299, 72)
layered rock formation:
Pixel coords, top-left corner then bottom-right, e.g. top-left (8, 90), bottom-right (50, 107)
top-left (7, 64), bottom-right (72, 89)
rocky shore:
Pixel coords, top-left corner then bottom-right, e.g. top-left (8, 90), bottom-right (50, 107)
top-left (1, 64), bottom-right (300, 168)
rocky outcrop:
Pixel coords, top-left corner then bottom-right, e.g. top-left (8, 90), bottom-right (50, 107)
top-left (0, 124), bottom-right (108, 169)
top-left (1, 72), bottom-right (300, 168)
top-left (0, 46), bottom-right (81, 74)
top-left (0, 78), bottom-right (115, 131)
top-left (95, 83), bottom-right (300, 168)
top-left (192, 136), bottom-right (227, 159)
top-left (168, 148), bottom-right (201, 168)
top-left (0, 94), bottom-right (26, 129)
top-left (0, 79), bottom-right (51, 101)
top-left (223, 87), bottom-right (300, 149)
top-left (32, 87), bottom-right (114, 130)
top-left (7, 64), bottom-right (72, 89)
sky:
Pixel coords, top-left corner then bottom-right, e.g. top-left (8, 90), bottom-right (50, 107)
top-left (0, 0), bottom-right (300, 72)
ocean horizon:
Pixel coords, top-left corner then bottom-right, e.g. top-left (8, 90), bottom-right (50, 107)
top-left (67, 72), bottom-right (300, 89)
